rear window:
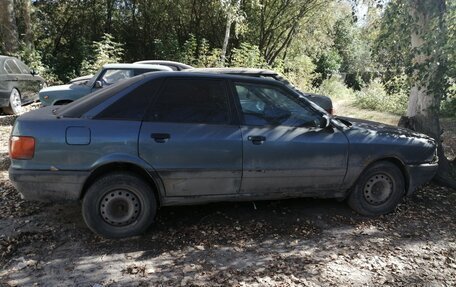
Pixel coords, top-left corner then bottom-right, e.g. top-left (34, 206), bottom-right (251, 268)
top-left (4, 59), bottom-right (21, 74)
top-left (57, 75), bottom-right (146, 118)
top-left (94, 79), bottom-right (161, 121)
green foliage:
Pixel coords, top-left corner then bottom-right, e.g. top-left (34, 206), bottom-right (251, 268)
top-left (179, 34), bottom-right (198, 66)
top-left (2, 0), bottom-right (453, 124)
top-left (317, 75), bottom-right (356, 100)
top-left (440, 83), bottom-right (456, 117)
top-left (355, 78), bottom-right (408, 115)
top-left (374, 0), bottom-right (455, 118)
top-left (15, 44), bottom-right (61, 85)
top-left (178, 35), bottom-right (222, 68)
top-left (315, 49), bottom-right (342, 82)
top-left (230, 42), bottom-right (268, 68)
top-left (196, 39), bottom-right (223, 68)
top-left (283, 55), bottom-right (317, 91)
top-left (383, 72), bottom-right (410, 98)
top-left (80, 34), bottom-right (124, 75)
top-left (332, 15), bottom-right (374, 90)
top-left (153, 38), bottom-right (180, 61)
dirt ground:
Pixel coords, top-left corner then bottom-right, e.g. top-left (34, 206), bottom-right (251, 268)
top-left (0, 103), bottom-right (455, 286)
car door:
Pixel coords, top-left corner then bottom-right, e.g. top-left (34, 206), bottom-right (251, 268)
top-left (4, 59), bottom-right (30, 101)
top-left (138, 77), bottom-right (243, 197)
top-left (15, 59), bottom-right (41, 100)
top-left (232, 81), bottom-right (349, 195)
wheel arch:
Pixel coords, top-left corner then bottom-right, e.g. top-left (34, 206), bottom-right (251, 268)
top-left (80, 162), bottom-right (163, 207)
top-left (2, 87), bottom-right (22, 114)
top-left (354, 157), bottom-right (410, 195)
top-left (12, 87), bottom-right (21, 95)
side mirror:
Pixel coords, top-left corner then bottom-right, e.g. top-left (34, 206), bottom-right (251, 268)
top-left (94, 80), bottom-right (103, 89)
top-left (320, 114), bottom-right (331, 129)
top-left (30, 69), bottom-right (36, 76)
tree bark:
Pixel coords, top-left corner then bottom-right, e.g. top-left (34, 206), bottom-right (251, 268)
top-left (22, 0), bottom-right (33, 49)
top-left (0, 0), bottom-right (19, 54)
top-left (220, 14), bottom-right (232, 65)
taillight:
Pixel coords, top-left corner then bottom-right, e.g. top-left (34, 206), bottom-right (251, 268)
top-left (9, 136), bottom-right (35, 160)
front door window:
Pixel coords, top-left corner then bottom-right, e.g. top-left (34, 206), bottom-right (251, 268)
top-left (235, 83), bottom-right (322, 128)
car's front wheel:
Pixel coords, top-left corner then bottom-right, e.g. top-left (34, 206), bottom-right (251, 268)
top-left (82, 173), bottom-right (157, 238)
top-left (348, 161), bottom-right (405, 216)
top-left (3, 88), bottom-right (23, 115)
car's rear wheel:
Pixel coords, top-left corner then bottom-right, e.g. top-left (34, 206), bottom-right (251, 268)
top-left (348, 161), bottom-right (405, 216)
top-left (3, 88), bottom-right (23, 115)
top-left (82, 173), bottom-right (157, 238)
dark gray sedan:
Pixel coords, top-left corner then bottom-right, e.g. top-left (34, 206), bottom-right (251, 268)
top-left (9, 72), bottom-right (438, 238)
top-left (0, 55), bottom-right (45, 114)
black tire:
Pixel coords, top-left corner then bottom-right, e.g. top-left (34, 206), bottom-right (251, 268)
top-left (3, 88), bottom-right (23, 115)
top-left (82, 172), bottom-right (157, 238)
top-left (348, 161), bottom-right (405, 216)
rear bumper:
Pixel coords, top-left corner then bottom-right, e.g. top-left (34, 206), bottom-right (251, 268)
top-left (405, 163), bottom-right (439, 196)
top-left (9, 168), bottom-right (89, 202)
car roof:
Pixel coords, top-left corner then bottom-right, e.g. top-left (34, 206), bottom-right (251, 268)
top-left (58, 71), bottom-right (292, 118)
top-left (102, 63), bottom-right (173, 71)
top-left (187, 67), bottom-right (279, 76)
top-left (133, 60), bottom-right (193, 69)
top-left (0, 55), bottom-right (15, 62)
top-left (137, 71), bottom-right (285, 86)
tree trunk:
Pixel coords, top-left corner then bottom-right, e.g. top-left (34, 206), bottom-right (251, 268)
top-left (220, 15), bottom-right (232, 65)
top-left (0, 0), bottom-right (19, 54)
top-left (22, 0), bottom-right (33, 49)
top-left (400, 0), bottom-right (455, 189)
top-left (105, 0), bottom-right (114, 34)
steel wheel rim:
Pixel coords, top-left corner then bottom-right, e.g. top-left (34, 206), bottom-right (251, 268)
top-left (363, 173), bottom-right (394, 205)
top-left (100, 189), bottom-right (141, 226)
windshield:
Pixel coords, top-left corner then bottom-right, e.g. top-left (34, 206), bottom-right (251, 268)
top-left (85, 68), bottom-right (103, 87)
top-left (271, 75), bottom-right (328, 115)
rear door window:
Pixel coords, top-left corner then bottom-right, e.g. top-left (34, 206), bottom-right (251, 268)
top-left (4, 59), bottom-right (21, 74)
top-left (14, 59), bottom-right (31, 74)
top-left (145, 78), bottom-right (230, 124)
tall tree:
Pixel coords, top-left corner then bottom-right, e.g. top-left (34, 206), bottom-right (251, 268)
top-left (400, 0), bottom-right (455, 187)
top-left (220, 0), bottom-right (242, 65)
top-left (22, 0), bottom-right (33, 49)
top-left (0, 0), bottom-right (19, 54)
top-left (245, 0), bottom-right (324, 64)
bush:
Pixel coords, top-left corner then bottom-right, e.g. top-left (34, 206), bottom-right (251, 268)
top-left (80, 34), bottom-right (124, 75)
top-left (317, 75), bottom-right (356, 99)
top-left (355, 78), bottom-right (407, 115)
top-left (15, 45), bottom-right (61, 85)
top-left (230, 42), bottom-right (269, 68)
top-left (283, 55), bottom-right (317, 92)
top-left (440, 83), bottom-right (456, 117)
